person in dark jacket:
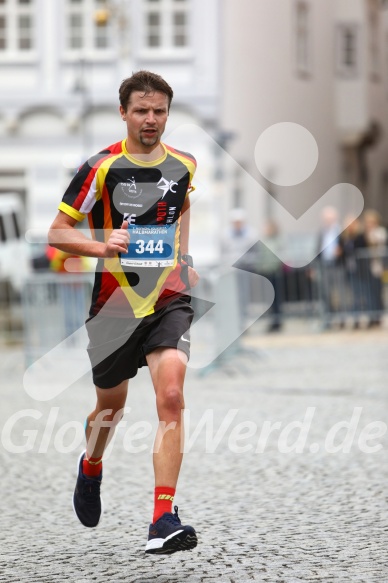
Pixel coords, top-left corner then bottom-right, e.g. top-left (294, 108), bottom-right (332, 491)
top-left (338, 215), bottom-right (367, 328)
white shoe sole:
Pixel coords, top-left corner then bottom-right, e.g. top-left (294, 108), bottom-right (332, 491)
top-left (145, 529), bottom-right (198, 554)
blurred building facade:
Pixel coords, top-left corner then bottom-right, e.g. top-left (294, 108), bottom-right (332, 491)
top-left (1, 0), bottom-right (388, 254)
top-left (221, 0), bottom-right (388, 233)
top-left (0, 0), bottom-right (220, 237)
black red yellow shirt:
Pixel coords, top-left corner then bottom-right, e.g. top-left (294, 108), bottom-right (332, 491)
top-left (59, 139), bottom-right (196, 318)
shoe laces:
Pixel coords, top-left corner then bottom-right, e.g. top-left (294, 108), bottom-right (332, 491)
top-left (164, 505), bottom-right (181, 525)
top-left (80, 476), bottom-right (101, 504)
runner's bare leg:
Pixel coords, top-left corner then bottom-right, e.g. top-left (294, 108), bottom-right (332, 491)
top-left (85, 381), bottom-right (129, 459)
top-left (146, 347), bottom-right (187, 488)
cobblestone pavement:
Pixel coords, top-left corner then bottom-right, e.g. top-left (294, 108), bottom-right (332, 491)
top-left (0, 327), bottom-right (387, 583)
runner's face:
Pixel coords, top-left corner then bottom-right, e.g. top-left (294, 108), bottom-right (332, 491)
top-left (121, 91), bottom-right (169, 153)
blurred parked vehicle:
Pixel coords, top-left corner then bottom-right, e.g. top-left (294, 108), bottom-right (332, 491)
top-left (0, 193), bottom-right (30, 294)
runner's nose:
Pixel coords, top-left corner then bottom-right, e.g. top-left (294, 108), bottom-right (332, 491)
top-left (145, 111), bottom-right (156, 124)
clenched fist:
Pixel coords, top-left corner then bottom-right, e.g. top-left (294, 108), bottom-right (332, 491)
top-left (104, 220), bottom-right (130, 257)
top-left (188, 266), bottom-right (200, 288)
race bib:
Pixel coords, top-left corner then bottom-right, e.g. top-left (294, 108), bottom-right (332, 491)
top-left (120, 224), bottom-right (177, 268)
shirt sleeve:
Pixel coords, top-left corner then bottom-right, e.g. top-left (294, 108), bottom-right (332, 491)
top-left (58, 150), bottom-right (110, 221)
top-left (184, 154), bottom-right (196, 199)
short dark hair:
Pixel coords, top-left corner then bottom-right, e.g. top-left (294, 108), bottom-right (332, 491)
top-left (119, 70), bottom-right (174, 111)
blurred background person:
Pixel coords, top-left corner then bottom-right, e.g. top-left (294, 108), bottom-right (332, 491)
top-left (255, 219), bottom-right (284, 332)
top-left (338, 215), bottom-right (367, 328)
top-left (363, 210), bottom-right (387, 327)
top-left (315, 206), bottom-right (342, 328)
top-left (221, 208), bottom-right (257, 324)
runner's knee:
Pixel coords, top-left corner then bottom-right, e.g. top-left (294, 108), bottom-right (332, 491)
top-left (157, 387), bottom-right (184, 418)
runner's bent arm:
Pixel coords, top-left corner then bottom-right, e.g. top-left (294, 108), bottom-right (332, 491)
top-left (180, 196), bottom-right (199, 287)
top-left (48, 211), bottom-right (129, 259)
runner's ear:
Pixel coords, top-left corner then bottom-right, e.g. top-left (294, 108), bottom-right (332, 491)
top-left (121, 220), bottom-right (129, 230)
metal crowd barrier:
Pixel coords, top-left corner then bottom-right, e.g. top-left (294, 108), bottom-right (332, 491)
top-left (20, 249), bottom-right (388, 368)
top-left (0, 279), bottom-right (23, 343)
top-left (313, 248), bottom-right (388, 327)
top-left (248, 247), bottom-right (388, 328)
top-left (190, 266), bottom-right (264, 375)
top-left (22, 273), bottom-right (93, 365)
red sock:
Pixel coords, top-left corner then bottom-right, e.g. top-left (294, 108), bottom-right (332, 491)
top-left (82, 455), bottom-right (103, 478)
top-left (153, 486), bottom-right (176, 524)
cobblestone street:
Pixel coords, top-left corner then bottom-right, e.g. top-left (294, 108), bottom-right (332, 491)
top-left (0, 327), bottom-right (387, 583)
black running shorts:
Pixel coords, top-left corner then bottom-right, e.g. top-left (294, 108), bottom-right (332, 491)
top-left (85, 296), bottom-right (194, 388)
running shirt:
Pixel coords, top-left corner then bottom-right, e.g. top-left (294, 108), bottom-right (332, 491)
top-left (59, 139), bottom-right (196, 318)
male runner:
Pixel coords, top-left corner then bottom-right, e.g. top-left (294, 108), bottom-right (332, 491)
top-left (48, 70), bottom-right (199, 555)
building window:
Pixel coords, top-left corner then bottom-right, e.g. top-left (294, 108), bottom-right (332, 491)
top-left (336, 23), bottom-right (359, 78)
top-left (368, 0), bottom-right (380, 80)
top-left (18, 14), bottom-right (33, 49)
top-left (65, 0), bottom-right (112, 54)
top-left (147, 11), bottom-right (161, 47)
top-left (173, 11), bottom-right (186, 47)
top-left (143, 0), bottom-right (190, 51)
top-left (68, 12), bottom-right (83, 49)
top-left (0, 0), bottom-right (35, 55)
top-left (386, 31), bottom-right (388, 98)
top-left (0, 15), bottom-right (6, 50)
top-left (295, 1), bottom-right (312, 77)
top-left (94, 9), bottom-right (109, 48)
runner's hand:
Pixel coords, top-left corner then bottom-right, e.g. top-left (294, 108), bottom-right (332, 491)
top-left (104, 220), bottom-right (130, 257)
top-left (188, 266), bottom-right (200, 287)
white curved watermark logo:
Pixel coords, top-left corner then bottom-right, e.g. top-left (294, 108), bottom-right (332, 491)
top-left (23, 122), bottom-right (364, 402)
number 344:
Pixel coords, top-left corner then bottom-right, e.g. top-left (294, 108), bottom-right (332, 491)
top-left (135, 239), bottom-right (164, 254)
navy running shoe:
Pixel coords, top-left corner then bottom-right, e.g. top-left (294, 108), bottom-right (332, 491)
top-left (145, 506), bottom-right (197, 554)
top-left (72, 451), bottom-right (102, 528)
